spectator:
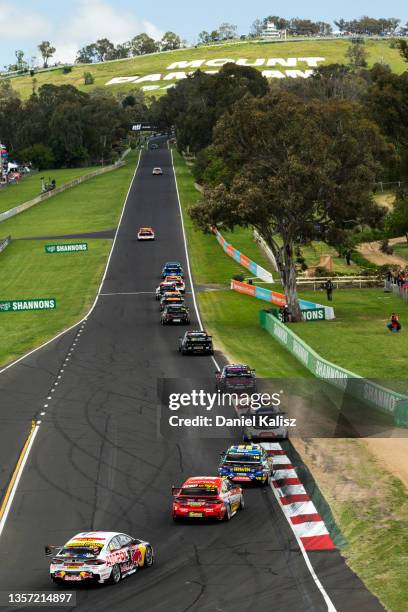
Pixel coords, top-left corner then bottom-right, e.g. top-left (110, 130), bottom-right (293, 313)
top-left (387, 313), bottom-right (401, 333)
top-left (324, 279), bottom-right (334, 301)
top-left (345, 250), bottom-right (352, 266)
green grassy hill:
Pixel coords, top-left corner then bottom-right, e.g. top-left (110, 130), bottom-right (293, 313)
top-left (5, 39), bottom-right (407, 99)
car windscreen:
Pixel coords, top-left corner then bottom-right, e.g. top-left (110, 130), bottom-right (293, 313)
top-left (225, 370), bottom-right (251, 377)
top-left (224, 453), bottom-right (261, 463)
top-left (58, 546), bottom-right (102, 558)
top-left (167, 306), bottom-right (185, 313)
top-left (180, 486), bottom-right (218, 496)
top-left (187, 335), bottom-right (207, 342)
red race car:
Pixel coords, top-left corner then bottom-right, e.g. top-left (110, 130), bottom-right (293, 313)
top-left (137, 227), bottom-right (155, 240)
top-left (172, 476), bottom-right (244, 521)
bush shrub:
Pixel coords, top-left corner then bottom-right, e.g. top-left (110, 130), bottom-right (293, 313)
top-left (62, 66), bottom-right (72, 74)
top-left (232, 273), bottom-right (245, 282)
top-left (83, 71), bottom-right (94, 85)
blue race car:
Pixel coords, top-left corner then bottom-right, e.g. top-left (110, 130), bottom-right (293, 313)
top-left (161, 261), bottom-right (184, 279)
top-left (218, 444), bottom-right (273, 486)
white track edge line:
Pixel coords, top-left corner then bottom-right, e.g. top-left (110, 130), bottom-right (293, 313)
top-left (0, 152), bottom-right (141, 376)
top-left (0, 426), bottom-right (40, 536)
top-left (171, 149), bottom-right (220, 372)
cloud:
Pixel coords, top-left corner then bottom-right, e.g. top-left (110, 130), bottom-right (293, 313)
top-left (53, 0), bottom-right (163, 62)
top-left (0, 1), bottom-right (50, 40)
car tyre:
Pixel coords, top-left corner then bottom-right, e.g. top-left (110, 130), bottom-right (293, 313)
top-left (223, 504), bottom-right (232, 521)
top-left (143, 545), bottom-right (154, 568)
top-left (108, 564), bottom-right (121, 585)
top-left (239, 495), bottom-right (245, 510)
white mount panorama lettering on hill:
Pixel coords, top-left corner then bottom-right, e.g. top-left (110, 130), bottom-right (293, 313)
top-left (105, 57), bottom-right (325, 88)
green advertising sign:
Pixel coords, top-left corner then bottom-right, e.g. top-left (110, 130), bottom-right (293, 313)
top-left (0, 298), bottom-right (57, 312)
top-left (302, 308), bottom-right (325, 321)
top-left (45, 243), bottom-right (88, 254)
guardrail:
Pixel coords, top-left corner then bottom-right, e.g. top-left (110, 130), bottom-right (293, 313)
top-left (0, 235), bottom-right (11, 254)
top-left (0, 161), bottom-right (125, 224)
top-left (260, 310), bottom-right (408, 425)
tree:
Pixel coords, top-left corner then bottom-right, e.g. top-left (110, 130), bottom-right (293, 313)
top-left (189, 92), bottom-right (391, 320)
top-left (346, 41), bottom-right (368, 68)
top-left (249, 19), bottom-right (264, 38)
top-left (76, 44), bottom-right (97, 64)
top-left (94, 38), bottom-right (115, 62)
top-left (160, 31), bottom-right (181, 51)
top-left (334, 18), bottom-right (348, 32)
top-left (38, 41), bottom-right (56, 68)
top-left (18, 144), bottom-right (54, 170)
top-left (218, 23), bottom-right (238, 40)
top-left (386, 190), bottom-right (408, 241)
top-left (197, 31), bottom-right (211, 45)
top-left (397, 40), bottom-right (408, 63)
top-left (129, 33), bottom-right (159, 56)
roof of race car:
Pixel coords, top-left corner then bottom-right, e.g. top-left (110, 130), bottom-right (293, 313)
top-left (224, 364), bottom-right (251, 372)
top-left (64, 531), bottom-right (118, 546)
top-left (186, 331), bottom-right (207, 337)
top-left (163, 261), bottom-right (182, 267)
top-left (227, 444), bottom-right (263, 455)
top-left (138, 227), bottom-right (154, 232)
top-left (165, 275), bottom-right (183, 280)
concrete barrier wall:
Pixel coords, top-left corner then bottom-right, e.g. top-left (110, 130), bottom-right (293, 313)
top-left (0, 161), bottom-right (125, 224)
top-left (214, 228), bottom-right (274, 283)
top-left (231, 278), bottom-right (335, 320)
top-left (259, 309), bottom-right (408, 423)
top-left (0, 235), bottom-right (11, 254)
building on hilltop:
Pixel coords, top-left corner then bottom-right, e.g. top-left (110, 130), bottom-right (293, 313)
top-left (260, 21), bottom-right (287, 40)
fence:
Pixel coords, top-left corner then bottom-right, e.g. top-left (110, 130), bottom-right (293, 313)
top-left (298, 276), bottom-right (382, 290)
top-left (259, 310), bottom-right (408, 425)
top-left (384, 280), bottom-right (408, 303)
top-left (0, 161), bottom-right (125, 224)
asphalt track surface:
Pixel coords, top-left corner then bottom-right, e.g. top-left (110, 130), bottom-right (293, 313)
top-left (0, 143), bottom-right (384, 612)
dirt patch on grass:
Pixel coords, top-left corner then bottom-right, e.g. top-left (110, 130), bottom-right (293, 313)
top-left (292, 437), bottom-right (408, 611)
top-left (358, 237), bottom-right (407, 267)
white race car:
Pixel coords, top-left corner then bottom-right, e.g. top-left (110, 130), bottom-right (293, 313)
top-left (152, 167), bottom-right (163, 175)
top-left (46, 531), bottom-right (154, 585)
top-left (137, 227), bottom-right (155, 240)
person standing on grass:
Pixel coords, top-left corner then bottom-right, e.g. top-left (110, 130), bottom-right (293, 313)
top-left (345, 250), bottom-right (352, 266)
top-left (324, 279), bottom-right (334, 301)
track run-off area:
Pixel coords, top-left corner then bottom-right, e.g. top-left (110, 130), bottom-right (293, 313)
top-left (0, 142), bottom-right (384, 612)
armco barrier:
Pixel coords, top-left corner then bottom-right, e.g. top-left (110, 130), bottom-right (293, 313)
top-left (214, 228), bottom-right (274, 283)
top-left (0, 235), bottom-right (11, 254)
top-left (231, 279), bottom-right (335, 320)
top-left (0, 162), bottom-right (125, 224)
top-left (259, 309), bottom-right (408, 424)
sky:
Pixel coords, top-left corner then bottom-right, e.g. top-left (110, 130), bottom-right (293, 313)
top-left (0, 0), bottom-right (407, 67)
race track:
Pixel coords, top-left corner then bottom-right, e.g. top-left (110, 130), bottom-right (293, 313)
top-left (0, 144), bottom-right (384, 612)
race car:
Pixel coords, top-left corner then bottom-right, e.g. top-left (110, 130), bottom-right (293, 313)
top-left (243, 405), bottom-right (289, 441)
top-left (152, 167), bottom-right (163, 175)
top-left (164, 275), bottom-right (185, 293)
top-left (161, 304), bottom-right (190, 325)
top-left (46, 531), bottom-right (153, 585)
top-left (179, 331), bottom-right (213, 355)
top-left (156, 281), bottom-right (178, 300)
top-left (150, 143), bottom-right (159, 150)
top-left (218, 444), bottom-right (273, 486)
top-left (172, 476), bottom-right (244, 521)
top-left (215, 364), bottom-right (257, 393)
top-left (137, 227), bottom-right (155, 240)
top-left (161, 262), bottom-right (184, 279)
top-left (160, 291), bottom-right (184, 311)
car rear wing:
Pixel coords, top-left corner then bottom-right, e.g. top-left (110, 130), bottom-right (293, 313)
top-left (172, 486), bottom-right (182, 496)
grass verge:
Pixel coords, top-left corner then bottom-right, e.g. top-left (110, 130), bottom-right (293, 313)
top-left (0, 152), bottom-right (138, 238)
top-left (173, 149), bottom-right (408, 611)
top-left (0, 152), bottom-right (138, 366)
top-left (0, 166), bottom-right (100, 214)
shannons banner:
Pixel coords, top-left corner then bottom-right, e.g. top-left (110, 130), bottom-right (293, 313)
top-left (259, 310), bottom-right (408, 425)
top-left (0, 298), bottom-right (57, 312)
top-left (45, 243), bottom-right (88, 253)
